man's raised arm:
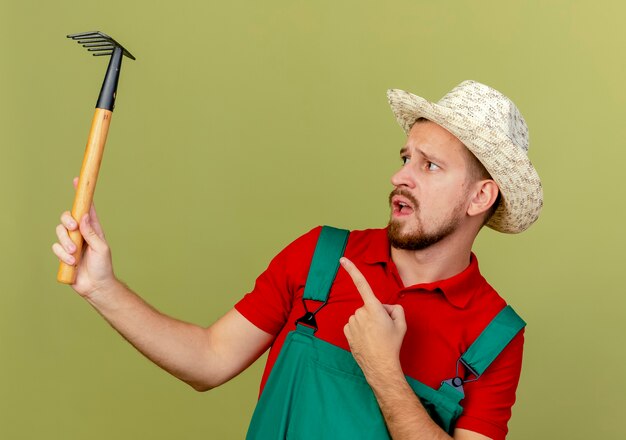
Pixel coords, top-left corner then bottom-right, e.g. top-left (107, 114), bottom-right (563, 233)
top-left (52, 178), bottom-right (273, 391)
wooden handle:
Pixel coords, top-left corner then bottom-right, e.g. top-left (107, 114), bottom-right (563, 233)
top-left (57, 108), bottom-right (112, 284)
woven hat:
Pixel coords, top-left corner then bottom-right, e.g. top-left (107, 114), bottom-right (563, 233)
top-left (387, 80), bottom-right (543, 234)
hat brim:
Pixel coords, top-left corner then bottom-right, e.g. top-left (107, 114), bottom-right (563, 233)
top-left (387, 88), bottom-right (543, 234)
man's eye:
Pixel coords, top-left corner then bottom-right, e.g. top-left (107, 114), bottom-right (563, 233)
top-left (401, 156), bottom-right (411, 165)
top-left (427, 162), bottom-right (440, 171)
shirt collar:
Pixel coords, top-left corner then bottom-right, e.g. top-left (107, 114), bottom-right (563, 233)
top-left (361, 227), bottom-right (485, 309)
top-left (405, 253), bottom-right (484, 309)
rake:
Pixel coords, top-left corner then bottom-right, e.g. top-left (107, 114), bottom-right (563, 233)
top-left (57, 31), bottom-right (135, 284)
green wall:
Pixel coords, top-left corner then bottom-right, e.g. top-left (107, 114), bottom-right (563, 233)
top-left (1, 1), bottom-right (624, 438)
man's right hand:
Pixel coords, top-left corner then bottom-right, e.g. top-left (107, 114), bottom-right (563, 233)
top-left (52, 177), bottom-right (117, 299)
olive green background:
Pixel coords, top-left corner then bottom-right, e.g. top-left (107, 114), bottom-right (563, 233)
top-left (1, 0), bottom-right (624, 438)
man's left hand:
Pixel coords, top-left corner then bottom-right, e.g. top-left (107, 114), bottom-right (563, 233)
top-left (340, 257), bottom-right (407, 378)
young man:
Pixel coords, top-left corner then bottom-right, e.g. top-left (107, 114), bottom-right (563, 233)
top-left (52, 80), bottom-right (542, 439)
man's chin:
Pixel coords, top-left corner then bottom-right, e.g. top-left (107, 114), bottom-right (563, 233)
top-left (387, 218), bottom-right (448, 251)
top-left (387, 219), bottom-right (417, 248)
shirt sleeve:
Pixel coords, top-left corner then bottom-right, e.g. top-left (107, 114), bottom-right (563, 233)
top-left (234, 226), bottom-right (322, 336)
top-left (454, 329), bottom-right (525, 440)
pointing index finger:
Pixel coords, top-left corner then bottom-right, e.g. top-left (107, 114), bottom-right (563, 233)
top-left (340, 257), bottom-right (380, 306)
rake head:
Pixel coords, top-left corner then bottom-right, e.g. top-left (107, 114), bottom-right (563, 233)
top-left (67, 31), bottom-right (136, 60)
top-left (67, 31), bottom-right (136, 111)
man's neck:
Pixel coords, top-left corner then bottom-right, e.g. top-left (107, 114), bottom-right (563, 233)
top-left (390, 235), bottom-right (473, 288)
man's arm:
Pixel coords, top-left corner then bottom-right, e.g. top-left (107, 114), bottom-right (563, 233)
top-left (340, 258), bottom-right (491, 440)
top-left (360, 362), bottom-right (490, 440)
top-left (87, 281), bottom-right (273, 391)
top-left (52, 180), bottom-right (273, 390)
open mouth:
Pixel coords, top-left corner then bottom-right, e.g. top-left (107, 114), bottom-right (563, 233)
top-left (391, 195), bottom-right (415, 216)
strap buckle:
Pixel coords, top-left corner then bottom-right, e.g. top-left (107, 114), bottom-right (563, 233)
top-left (294, 298), bottom-right (327, 333)
top-left (441, 357), bottom-right (482, 398)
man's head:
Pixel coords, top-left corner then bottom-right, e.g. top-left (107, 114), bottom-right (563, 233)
top-left (387, 118), bottom-right (500, 250)
top-left (386, 80), bottom-right (543, 236)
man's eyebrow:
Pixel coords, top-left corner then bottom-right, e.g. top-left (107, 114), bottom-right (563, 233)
top-left (399, 146), bottom-right (445, 165)
top-left (420, 149), bottom-right (446, 165)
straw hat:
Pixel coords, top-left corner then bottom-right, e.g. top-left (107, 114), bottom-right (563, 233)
top-left (387, 80), bottom-right (543, 234)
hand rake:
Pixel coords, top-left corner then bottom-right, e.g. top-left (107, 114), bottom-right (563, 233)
top-left (57, 31), bottom-right (135, 284)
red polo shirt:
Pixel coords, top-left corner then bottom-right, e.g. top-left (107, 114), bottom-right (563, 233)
top-left (235, 226), bottom-right (524, 440)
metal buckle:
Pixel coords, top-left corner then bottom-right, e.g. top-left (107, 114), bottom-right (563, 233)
top-left (458, 357), bottom-right (481, 382)
top-left (441, 357), bottom-right (482, 398)
top-left (294, 298), bottom-right (327, 333)
top-left (441, 377), bottom-right (466, 398)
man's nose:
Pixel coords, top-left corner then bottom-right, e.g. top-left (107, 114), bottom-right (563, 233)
top-left (390, 165), bottom-right (415, 188)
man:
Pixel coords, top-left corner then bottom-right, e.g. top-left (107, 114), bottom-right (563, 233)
top-left (52, 80), bottom-right (542, 439)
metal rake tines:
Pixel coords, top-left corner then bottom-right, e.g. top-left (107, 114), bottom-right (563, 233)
top-left (67, 31), bottom-right (136, 60)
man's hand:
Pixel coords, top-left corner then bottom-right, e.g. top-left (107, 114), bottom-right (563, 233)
top-left (52, 177), bottom-right (118, 298)
top-left (52, 178), bottom-right (274, 391)
top-left (340, 257), bottom-right (407, 378)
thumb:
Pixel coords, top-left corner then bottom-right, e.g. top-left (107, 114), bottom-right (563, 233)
top-left (383, 304), bottom-right (406, 326)
top-left (79, 214), bottom-right (108, 254)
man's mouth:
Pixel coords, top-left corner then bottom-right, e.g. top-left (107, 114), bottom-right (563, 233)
top-left (391, 194), bottom-right (416, 216)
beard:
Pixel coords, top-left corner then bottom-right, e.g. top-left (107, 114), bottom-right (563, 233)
top-left (387, 188), bottom-right (465, 251)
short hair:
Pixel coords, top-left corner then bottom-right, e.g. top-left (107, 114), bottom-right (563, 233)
top-left (414, 117), bottom-right (501, 225)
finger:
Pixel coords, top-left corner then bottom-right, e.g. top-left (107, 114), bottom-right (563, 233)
top-left (60, 211), bottom-right (78, 231)
top-left (56, 223), bottom-right (77, 254)
top-left (340, 257), bottom-right (380, 306)
top-left (383, 304), bottom-right (407, 333)
top-left (52, 242), bottom-right (76, 265)
top-left (343, 323), bottom-right (352, 342)
top-left (385, 304), bottom-right (406, 323)
top-left (71, 177), bottom-right (105, 239)
top-left (354, 307), bottom-right (366, 320)
top-left (87, 203), bottom-right (105, 239)
top-left (79, 214), bottom-right (108, 254)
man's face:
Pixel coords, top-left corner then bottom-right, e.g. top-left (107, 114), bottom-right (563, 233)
top-left (387, 120), bottom-right (473, 250)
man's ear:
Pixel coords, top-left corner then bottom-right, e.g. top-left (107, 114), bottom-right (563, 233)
top-left (467, 180), bottom-right (499, 218)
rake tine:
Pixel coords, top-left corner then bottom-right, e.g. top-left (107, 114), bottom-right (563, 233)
top-left (82, 42), bottom-right (111, 47)
top-left (70, 35), bottom-right (101, 40)
top-left (67, 31), bottom-right (100, 38)
top-left (76, 40), bottom-right (107, 45)
top-left (67, 31), bottom-right (136, 60)
top-left (76, 40), bottom-right (106, 45)
top-left (77, 38), bottom-right (107, 43)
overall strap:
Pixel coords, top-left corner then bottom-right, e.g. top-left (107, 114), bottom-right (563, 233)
top-left (441, 305), bottom-right (526, 399)
top-left (302, 226), bottom-right (350, 302)
top-left (295, 226), bottom-right (350, 331)
top-left (460, 305), bottom-right (526, 377)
